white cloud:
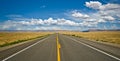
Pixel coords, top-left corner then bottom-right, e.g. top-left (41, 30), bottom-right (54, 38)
top-left (71, 10), bottom-right (106, 23)
top-left (0, 17), bottom-right (83, 30)
top-left (80, 21), bottom-right (98, 27)
top-left (1, 16), bottom-right (100, 30)
top-left (44, 18), bottom-right (57, 25)
top-left (85, 1), bottom-right (120, 11)
top-left (72, 11), bottom-right (90, 19)
top-left (57, 18), bottom-right (80, 26)
top-left (71, 1), bottom-right (120, 28)
top-left (1, 1), bottom-right (120, 31)
top-left (102, 16), bottom-right (115, 21)
top-left (34, 26), bottom-right (62, 30)
top-left (85, 1), bottom-right (102, 9)
top-left (100, 3), bottom-right (120, 11)
top-left (77, 1), bottom-right (120, 22)
top-left (18, 17), bottom-right (80, 26)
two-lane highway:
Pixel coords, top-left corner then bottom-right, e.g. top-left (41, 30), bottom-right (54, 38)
top-left (59, 34), bottom-right (120, 61)
top-left (1, 34), bottom-right (120, 61)
top-left (1, 34), bottom-right (57, 61)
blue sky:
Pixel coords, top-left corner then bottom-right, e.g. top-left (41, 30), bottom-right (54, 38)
top-left (0, 0), bottom-right (120, 31)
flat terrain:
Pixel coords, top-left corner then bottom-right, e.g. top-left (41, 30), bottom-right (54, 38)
top-left (0, 34), bottom-right (120, 61)
top-left (0, 32), bottom-right (51, 47)
top-left (60, 31), bottom-right (120, 44)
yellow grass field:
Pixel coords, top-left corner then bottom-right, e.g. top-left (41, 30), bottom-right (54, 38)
top-left (0, 32), bottom-right (52, 47)
top-left (60, 31), bottom-right (120, 44)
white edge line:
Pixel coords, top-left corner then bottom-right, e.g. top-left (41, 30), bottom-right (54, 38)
top-left (2, 37), bottom-right (49, 61)
top-left (66, 36), bottom-right (120, 61)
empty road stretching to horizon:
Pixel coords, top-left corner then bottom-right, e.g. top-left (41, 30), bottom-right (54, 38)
top-left (0, 34), bottom-right (120, 61)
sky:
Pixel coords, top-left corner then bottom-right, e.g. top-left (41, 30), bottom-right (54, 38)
top-left (0, 0), bottom-right (120, 31)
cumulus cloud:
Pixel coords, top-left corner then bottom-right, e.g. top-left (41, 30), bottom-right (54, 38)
top-left (1, 16), bottom-right (99, 30)
top-left (102, 16), bottom-right (115, 21)
top-left (0, 17), bottom-right (83, 30)
top-left (72, 11), bottom-right (90, 19)
top-left (85, 1), bottom-right (120, 11)
top-left (85, 1), bottom-right (102, 9)
top-left (71, 10), bottom-right (106, 23)
top-left (100, 3), bottom-right (120, 11)
top-left (85, 1), bottom-right (120, 20)
top-left (75, 1), bottom-right (120, 22)
top-left (70, 1), bottom-right (120, 30)
top-left (1, 1), bottom-right (120, 31)
top-left (17, 17), bottom-right (80, 26)
top-left (33, 26), bottom-right (62, 30)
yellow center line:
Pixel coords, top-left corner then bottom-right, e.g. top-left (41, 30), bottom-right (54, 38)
top-left (57, 34), bottom-right (61, 61)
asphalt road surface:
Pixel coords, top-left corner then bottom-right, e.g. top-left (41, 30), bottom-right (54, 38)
top-left (0, 34), bottom-right (120, 61)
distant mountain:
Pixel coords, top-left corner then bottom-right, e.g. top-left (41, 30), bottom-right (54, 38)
top-left (88, 29), bottom-right (120, 32)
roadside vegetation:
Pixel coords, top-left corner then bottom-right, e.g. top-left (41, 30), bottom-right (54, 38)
top-left (0, 32), bottom-right (52, 47)
top-left (60, 31), bottom-right (120, 45)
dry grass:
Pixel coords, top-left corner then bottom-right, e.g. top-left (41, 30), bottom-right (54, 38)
top-left (0, 32), bottom-right (52, 47)
top-left (60, 31), bottom-right (120, 44)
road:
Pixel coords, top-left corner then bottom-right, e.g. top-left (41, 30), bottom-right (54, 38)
top-left (0, 34), bottom-right (120, 61)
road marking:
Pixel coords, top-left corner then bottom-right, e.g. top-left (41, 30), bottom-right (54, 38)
top-left (2, 36), bottom-right (50, 61)
top-left (66, 36), bottom-right (120, 61)
top-left (57, 34), bottom-right (61, 61)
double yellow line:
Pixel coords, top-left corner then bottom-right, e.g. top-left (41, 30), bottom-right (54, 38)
top-left (56, 34), bottom-right (61, 61)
